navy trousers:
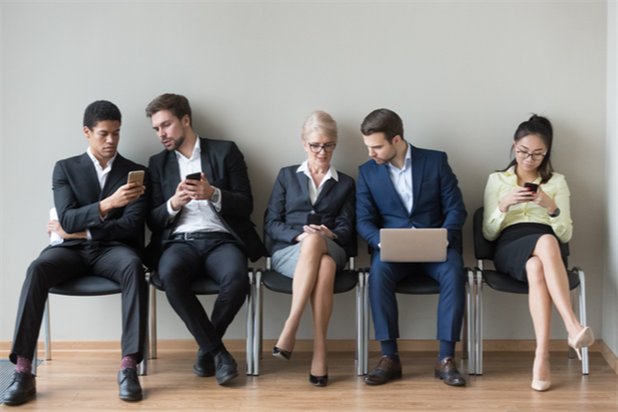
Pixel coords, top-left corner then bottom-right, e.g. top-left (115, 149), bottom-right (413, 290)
top-left (368, 248), bottom-right (466, 342)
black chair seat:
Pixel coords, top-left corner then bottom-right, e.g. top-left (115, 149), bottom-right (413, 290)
top-left (483, 268), bottom-right (581, 295)
top-left (150, 272), bottom-right (220, 295)
top-left (49, 276), bottom-right (121, 296)
top-left (395, 274), bottom-right (441, 295)
top-left (261, 269), bottom-right (358, 294)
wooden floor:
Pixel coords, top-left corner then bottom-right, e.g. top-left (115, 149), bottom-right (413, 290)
top-left (1, 350), bottom-right (617, 411)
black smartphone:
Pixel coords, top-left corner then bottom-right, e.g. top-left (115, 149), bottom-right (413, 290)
top-left (186, 172), bottom-right (201, 185)
top-left (307, 213), bottom-right (322, 226)
top-left (524, 182), bottom-right (538, 194)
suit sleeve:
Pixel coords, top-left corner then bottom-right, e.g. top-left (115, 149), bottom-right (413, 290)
top-left (219, 142), bottom-right (253, 218)
top-left (356, 166), bottom-right (381, 250)
top-left (264, 169), bottom-right (303, 244)
top-left (88, 171), bottom-right (149, 243)
top-left (438, 153), bottom-right (467, 246)
top-left (330, 178), bottom-right (355, 246)
top-left (146, 157), bottom-right (179, 233)
top-left (53, 161), bottom-right (102, 233)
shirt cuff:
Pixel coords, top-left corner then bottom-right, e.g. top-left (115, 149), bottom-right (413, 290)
top-left (86, 229), bottom-right (92, 240)
top-left (210, 187), bottom-right (222, 212)
top-left (167, 198), bottom-right (181, 218)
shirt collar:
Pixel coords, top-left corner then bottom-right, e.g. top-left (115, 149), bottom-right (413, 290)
top-left (175, 136), bottom-right (201, 161)
top-left (296, 160), bottom-right (339, 182)
top-left (505, 166), bottom-right (542, 183)
top-left (388, 143), bottom-right (412, 172)
top-left (86, 147), bottom-right (116, 170)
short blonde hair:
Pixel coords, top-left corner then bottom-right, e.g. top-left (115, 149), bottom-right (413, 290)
top-left (301, 110), bottom-right (338, 142)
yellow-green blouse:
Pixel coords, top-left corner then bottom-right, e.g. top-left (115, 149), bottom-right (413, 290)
top-left (482, 167), bottom-right (573, 243)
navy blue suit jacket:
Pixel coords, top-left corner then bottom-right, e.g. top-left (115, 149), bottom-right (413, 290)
top-left (145, 137), bottom-right (265, 268)
top-left (264, 165), bottom-right (356, 257)
top-left (356, 145), bottom-right (467, 254)
top-left (51, 152), bottom-right (148, 253)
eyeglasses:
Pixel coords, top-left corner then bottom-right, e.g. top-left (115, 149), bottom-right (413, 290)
top-left (515, 146), bottom-right (546, 161)
top-left (308, 142), bottom-right (336, 153)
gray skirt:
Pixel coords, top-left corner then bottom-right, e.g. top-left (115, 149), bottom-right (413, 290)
top-left (271, 236), bottom-right (347, 278)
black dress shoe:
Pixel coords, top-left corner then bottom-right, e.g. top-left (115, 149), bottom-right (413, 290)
top-left (193, 350), bottom-right (215, 377)
top-left (118, 368), bottom-right (143, 402)
top-left (309, 373), bottom-right (328, 387)
top-left (3, 372), bottom-right (36, 405)
top-left (434, 356), bottom-right (466, 387)
top-left (214, 350), bottom-right (239, 385)
top-left (363, 356), bottom-right (402, 385)
top-left (272, 346), bottom-right (292, 361)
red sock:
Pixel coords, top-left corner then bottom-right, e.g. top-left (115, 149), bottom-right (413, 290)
top-left (16, 356), bottom-right (32, 375)
top-left (120, 354), bottom-right (138, 371)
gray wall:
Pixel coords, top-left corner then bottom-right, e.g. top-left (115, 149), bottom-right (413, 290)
top-left (1, 2), bottom-right (610, 344)
top-left (603, 0), bottom-right (617, 356)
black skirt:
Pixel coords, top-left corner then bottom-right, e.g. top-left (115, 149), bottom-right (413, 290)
top-left (493, 223), bottom-right (568, 283)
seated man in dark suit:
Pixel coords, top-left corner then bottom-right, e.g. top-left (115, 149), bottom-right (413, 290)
top-left (356, 109), bottom-right (468, 387)
top-left (145, 94), bottom-right (264, 385)
top-left (4, 101), bottom-right (148, 405)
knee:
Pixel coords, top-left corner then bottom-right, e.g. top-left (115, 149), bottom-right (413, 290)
top-left (317, 256), bottom-right (336, 281)
top-left (536, 235), bottom-right (560, 257)
top-left (368, 262), bottom-right (394, 289)
top-left (437, 264), bottom-right (467, 291)
top-left (526, 257), bottom-right (545, 284)
top-left (26, 258), bottom-right (56, 288)
top-left (300, 234), bottom-right (327, 254)
top-left (220, 270), bottom-right (250, 295)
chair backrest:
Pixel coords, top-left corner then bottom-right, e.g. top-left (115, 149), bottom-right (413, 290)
top-left (473, 206), bottom-right (570, 262)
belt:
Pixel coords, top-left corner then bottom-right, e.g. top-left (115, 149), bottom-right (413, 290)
top-left (172, 232), bottom-right (235, 241)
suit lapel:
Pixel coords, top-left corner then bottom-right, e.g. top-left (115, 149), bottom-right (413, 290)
top-left (77, 153), bottom-right (102, 201)
top-left (296, 171), bottom-right (312, 206)
top-left (376, 161), bottom-right (409, 215)
top-left (410, 145), bottom-right (425, 216)
top-left (314, 178), bottom-right (336, 206)
top-left (199, 138), bottom-right (215, 183)
top-left (100, 154), bottom-right (127, 200)
top-left (165, 151), bottom-right (182, 196)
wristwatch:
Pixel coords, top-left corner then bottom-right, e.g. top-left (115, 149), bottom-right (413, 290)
top-left (549, 208), bottom-right (561, 218)
top-left (210, 187), bottom-right (220, 203)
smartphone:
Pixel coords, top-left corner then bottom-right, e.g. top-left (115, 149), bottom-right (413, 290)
top-left (307, 213), bottom-right (322, 226)
top-left (127, 170), bottom-right (145, 185)
top-left (186, 172), bottom-right (201, 185)
top-left (524, 182), bottom-right (538, 194)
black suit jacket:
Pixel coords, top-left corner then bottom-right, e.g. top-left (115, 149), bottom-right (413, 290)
top-left (264, 165), bottom-right (356, 257)
top-left (51, 152), bottom-right (148, 253)
top-left (146, 137), bottom-right (265, 267)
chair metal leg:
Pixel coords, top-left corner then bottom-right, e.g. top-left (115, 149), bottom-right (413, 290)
top-left (252, 270), bottom-right (262, 375)
top-left (363, 270), bottom-right (370, 375)
top-left (246, 269), bottom-right (255, 375)
top-left (466, 268), bottom-right (475, 374)
top-left (150, 283), bottom-right (158, 360)
top-left (475, 267), bottom-right (484, 375)
top-left (573, 267), bottom-right (589, 375)
top-left (356, 271), bottom-right (364, 375)
top-left (44, 298), bottom-right (51, 361)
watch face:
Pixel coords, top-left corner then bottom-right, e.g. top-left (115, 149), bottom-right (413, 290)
top-left (551, 208), bottom-right (561, 217)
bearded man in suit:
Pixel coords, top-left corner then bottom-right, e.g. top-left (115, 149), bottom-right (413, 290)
top-left (145, 94), bottom-right (264, 385)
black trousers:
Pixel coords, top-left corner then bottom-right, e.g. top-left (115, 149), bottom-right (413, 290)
top-left (157, 237), bottom-right (249, 353)
top-left (10, 244), bottom-right (148, 364)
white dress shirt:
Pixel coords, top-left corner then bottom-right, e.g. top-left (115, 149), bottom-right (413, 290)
top-left (296, 160), bottom-right (339, 205)
top-left (166, 137), bottom-right (228, 235)
top-left (387, 143), bottom-right (413, 214)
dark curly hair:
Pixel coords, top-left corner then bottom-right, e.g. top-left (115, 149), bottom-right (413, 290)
top-left (83, 100), bottom-right (121, 130)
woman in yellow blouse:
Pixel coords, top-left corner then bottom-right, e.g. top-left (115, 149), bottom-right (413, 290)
top-left (483, 115), bottom-right (594, 392)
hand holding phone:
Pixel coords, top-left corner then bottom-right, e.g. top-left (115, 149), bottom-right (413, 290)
top-left (185, 172), bottom-right (201, 185)
top-left (524, 182), bottom-right (538, 194)
top-left (127, 170), bottom-right (145, 185)
top-left (307, 213), bottom-right (322, 226)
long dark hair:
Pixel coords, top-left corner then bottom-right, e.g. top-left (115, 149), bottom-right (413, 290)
top-left (500, 114), bottom-right (554, 184)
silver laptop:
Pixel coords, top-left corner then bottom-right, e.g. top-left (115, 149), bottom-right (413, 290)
top-left (380, 228), bottom-right (448, 262)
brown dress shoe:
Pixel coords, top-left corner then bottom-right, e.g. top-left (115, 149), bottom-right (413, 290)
top-left (434, 356), bottom-right (466, 386)
top-left (363, 356), bottom-right (402, 385)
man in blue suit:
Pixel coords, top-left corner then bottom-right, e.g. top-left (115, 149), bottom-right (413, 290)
top-left (357, 109), bottom-right (467, 386)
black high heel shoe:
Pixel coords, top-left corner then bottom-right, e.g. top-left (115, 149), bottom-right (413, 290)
top-left (272, 346), bottom-right (292, 361)
top-left (309, 373), bottom-right (329, 387)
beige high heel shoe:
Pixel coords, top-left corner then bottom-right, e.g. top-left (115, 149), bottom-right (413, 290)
top-left (531, 380), bottom-right (551, 391)
top-left (568, 326), bottom-right (595, 360)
